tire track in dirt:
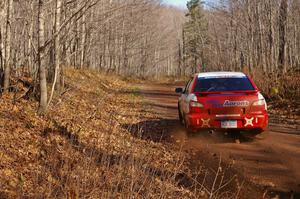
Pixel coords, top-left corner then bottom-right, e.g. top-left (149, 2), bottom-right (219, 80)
top-left (138, 82), bottom-right (300, 199)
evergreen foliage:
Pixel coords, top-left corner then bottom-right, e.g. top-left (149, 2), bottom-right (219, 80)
top-left (183, 0), bottom-right (208, 73)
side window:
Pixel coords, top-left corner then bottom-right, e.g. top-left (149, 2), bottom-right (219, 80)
top-left (188, 77), bottom-right (195, 93)
top-left (184, 78), bottom-right (193, 94)
top-left (183, 80), bottom-right (191, 94)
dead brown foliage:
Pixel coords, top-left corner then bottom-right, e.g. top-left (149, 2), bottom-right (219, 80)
top-left (0, 69), bottom-right (204, 198)
top-left (250, 69), bottom-right (300, 118)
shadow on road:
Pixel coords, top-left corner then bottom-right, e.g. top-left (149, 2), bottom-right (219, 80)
top-left (120, 89), bottom-right (179, 97)
top-left (123, 83), bottom-right (300, 197)
top-left (121, 119), bottom-right (179, 143)
top-left (121, 117), bottom-right (260, 145)
top-left (186, 130), bottom-right (257, 143)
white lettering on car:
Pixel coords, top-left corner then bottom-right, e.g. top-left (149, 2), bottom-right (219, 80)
top-left (223, 100), bottom-right (250, 107)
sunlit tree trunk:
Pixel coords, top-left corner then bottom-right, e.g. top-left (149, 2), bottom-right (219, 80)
top-left (53, 0), bottom-right (62, 92)
top-left (278, 0), bottom-right (288, 72)
top-left (3, 0), bottom-right (13, 93)
top-left (38, 0), bottom-right (47, 114)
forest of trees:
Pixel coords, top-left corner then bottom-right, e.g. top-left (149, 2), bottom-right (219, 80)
top-left (182, 0), bottom-right (300, 74)
top-left (0, 0), bottom-right (185, 113)
top-left (0, 0), bottom-right (299, 113)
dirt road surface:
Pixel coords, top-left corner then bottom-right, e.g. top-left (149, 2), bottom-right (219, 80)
top-left (139, 83), bottom-right (300, 199)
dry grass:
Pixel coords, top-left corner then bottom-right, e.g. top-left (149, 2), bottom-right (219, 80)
top-left (0, 69), bottom-right (202, 198)
top-left (250, 69), bottom-right (300, 100)
top-left (250, 69), bottom-right (300, 119)
top-left (0, 69), bottom-right (249, 199)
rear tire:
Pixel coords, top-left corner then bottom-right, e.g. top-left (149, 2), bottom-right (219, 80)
top-left (184, 119), bottom-right (197, 134)
top-left (178, 105), bottom-right (184, 125)
top-left (252, 129), bottom-right (263, 135)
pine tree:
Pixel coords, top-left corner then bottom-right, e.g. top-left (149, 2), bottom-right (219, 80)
top-left (183, 0), bottom-right (208, 73)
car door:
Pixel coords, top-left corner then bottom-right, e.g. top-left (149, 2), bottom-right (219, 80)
top-left (180, 78), bottom-right (194, 115)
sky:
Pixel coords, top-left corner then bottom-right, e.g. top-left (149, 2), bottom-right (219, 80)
top-left (163, 0), bottom-right (215, 9)
top-left (163, 0), bottom-right (189, 8)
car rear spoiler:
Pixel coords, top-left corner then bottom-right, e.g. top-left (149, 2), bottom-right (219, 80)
top-left (195, 90), bottom-right (258, 96)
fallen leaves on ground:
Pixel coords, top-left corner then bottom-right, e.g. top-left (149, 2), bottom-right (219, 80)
top-left (0, 69), bottom-right (201, 198)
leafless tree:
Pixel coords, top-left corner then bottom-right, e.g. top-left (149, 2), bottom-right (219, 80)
top-left (1, 0), bottom-right (298, 112)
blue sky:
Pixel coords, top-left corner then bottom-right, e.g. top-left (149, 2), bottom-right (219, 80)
top-left (163, 0), bottom-right (214, 9)
top-left (163, 0), bottom-right (188, 8)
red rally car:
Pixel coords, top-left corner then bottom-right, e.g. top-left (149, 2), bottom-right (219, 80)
top-left (176, 72), bottom-right (268, 134)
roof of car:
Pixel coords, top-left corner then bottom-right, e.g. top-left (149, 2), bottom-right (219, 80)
top-left (197, 72), bottom-right (246, 78)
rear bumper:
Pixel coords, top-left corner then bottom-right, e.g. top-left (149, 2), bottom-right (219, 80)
top-left (186, 112), bottom-right (268, 131)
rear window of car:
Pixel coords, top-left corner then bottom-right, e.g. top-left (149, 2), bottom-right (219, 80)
top-left (194, 77), bottom-right (255, 92)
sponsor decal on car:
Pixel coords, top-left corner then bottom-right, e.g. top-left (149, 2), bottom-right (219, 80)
top-left (245, 117), bottom-right (254, 127)
top-left (201, 118), bottom-right (210, 127)
top-left (223, 100), bottom-right (249, 107)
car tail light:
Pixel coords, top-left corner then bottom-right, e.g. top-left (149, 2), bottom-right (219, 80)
top-left (190, 101), bottom-right (204, 113)
top-left (188, 93), bottom-right (204, 113)
top-left (252, 93), bottom-right (267, 110)
top-left (253, 99), bottom-right (265, 106)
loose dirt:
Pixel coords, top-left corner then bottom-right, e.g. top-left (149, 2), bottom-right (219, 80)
top-left (137, 83), bottom-right (300, 199)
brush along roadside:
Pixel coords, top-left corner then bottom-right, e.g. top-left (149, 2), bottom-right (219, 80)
top-left (0, 69), bottom-right (209, 198)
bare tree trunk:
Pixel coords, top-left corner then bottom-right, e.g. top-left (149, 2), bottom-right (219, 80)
top-left (80, 13), bottom-right (86, 69)
top-left (267, 0), bottom-right (275, 72)
top-left (54, 0), bottom-right (62, 91)
top-left (38, 0), bottom-right (47, 114)
top-left (48, 0), bottom-right (62, 107)
top-left (278, 0), bottom-right (288, 72)
top-left (0, 27), bottom-right (3, 72)
top-left (3, 0), bottom-right (13, 92)
top-left (0, 3), bottom-right (5, 74)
